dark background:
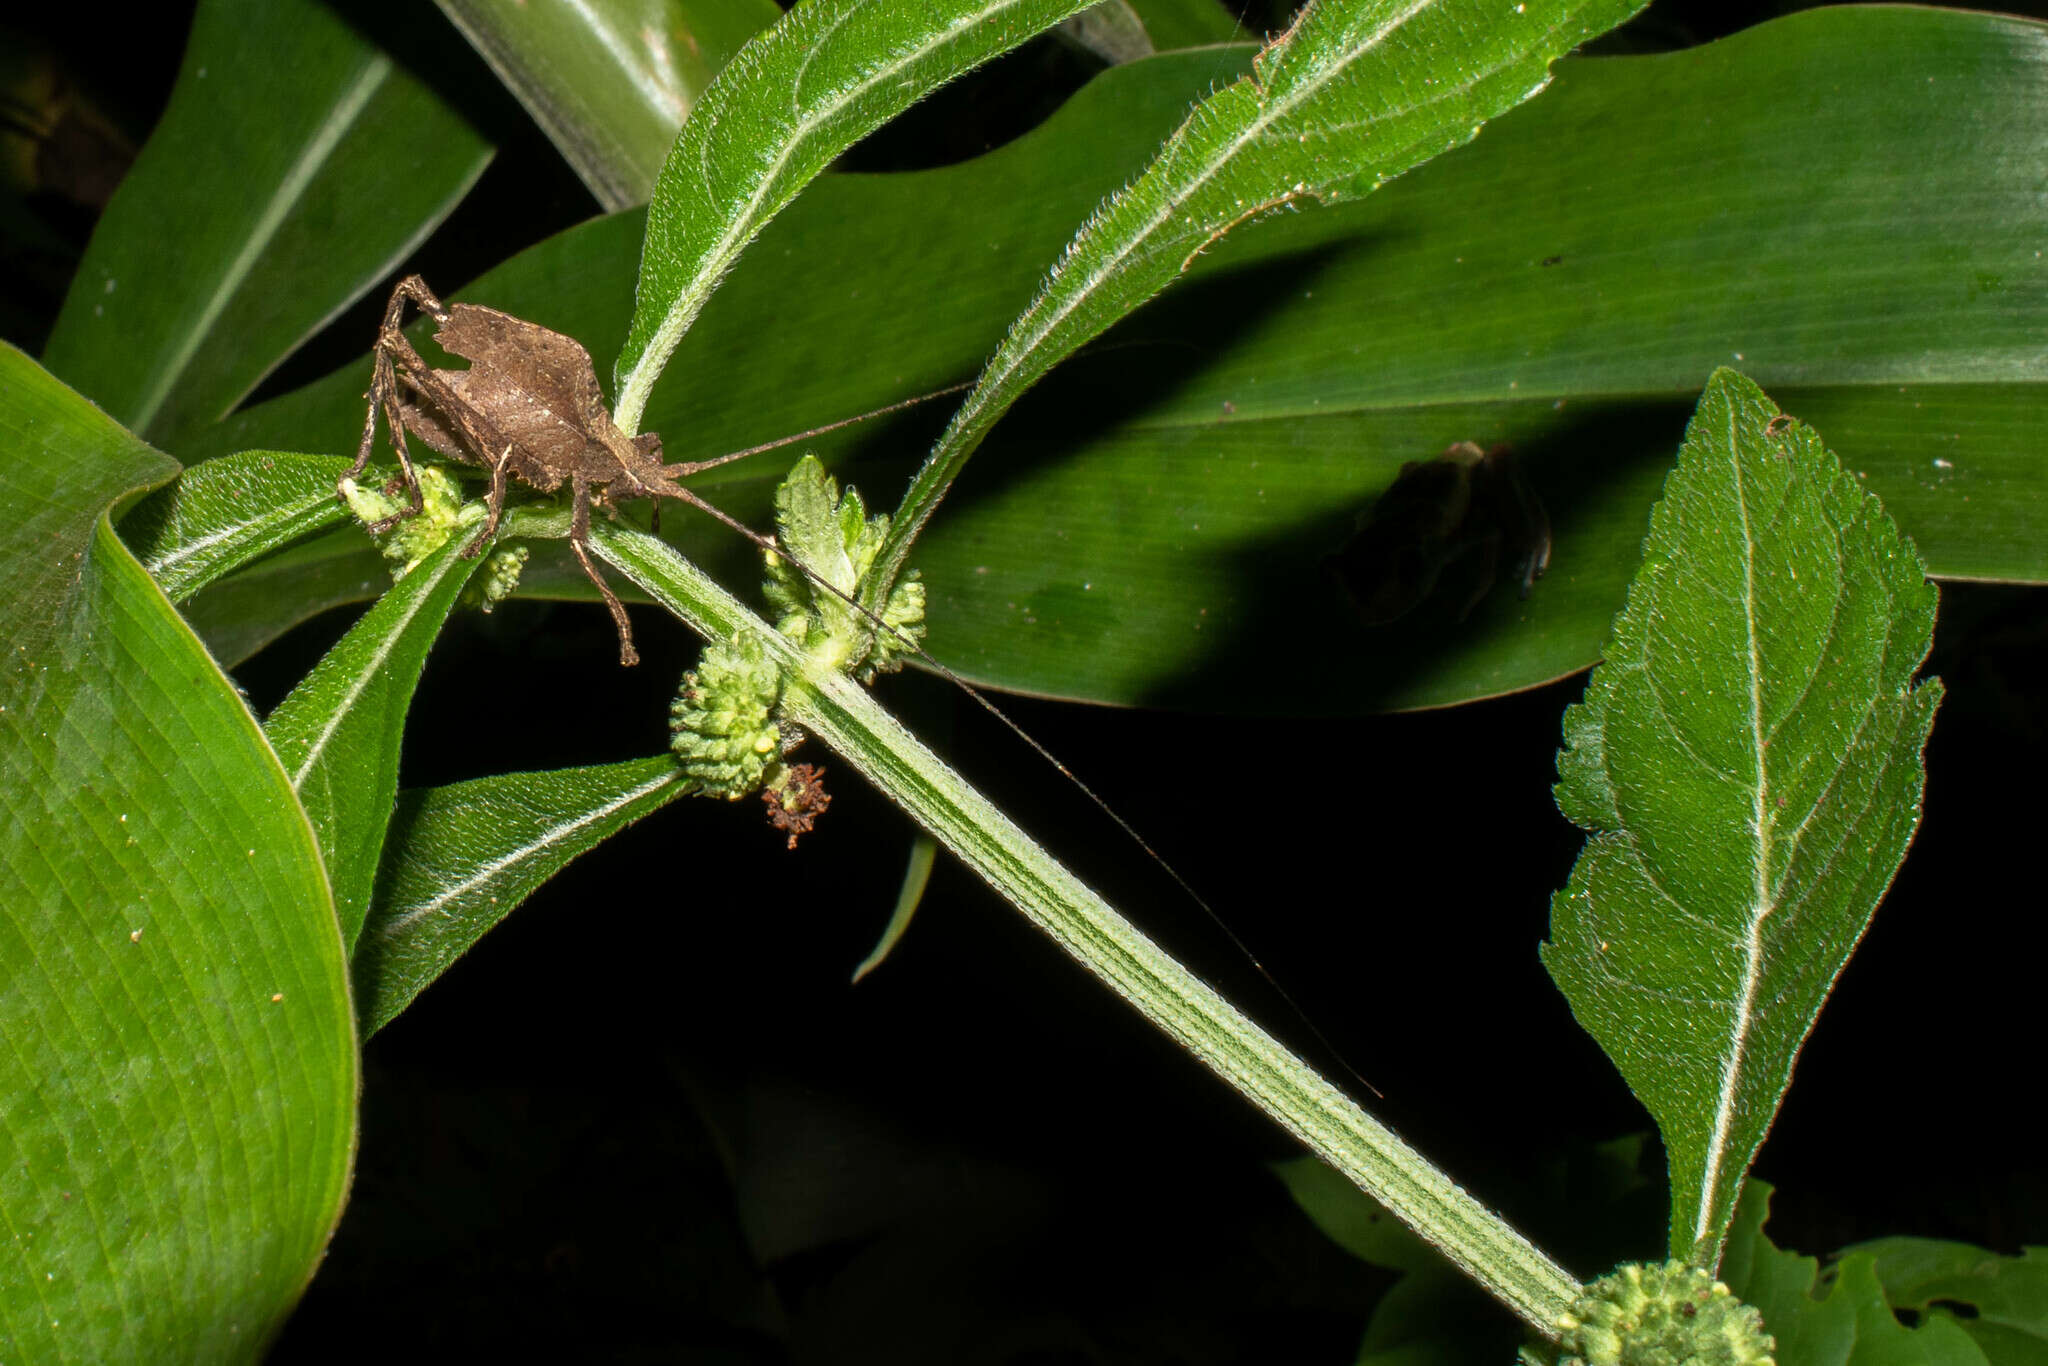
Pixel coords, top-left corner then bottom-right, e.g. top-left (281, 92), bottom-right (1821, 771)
top-left (6, 2), bottom-right (2044, 1359)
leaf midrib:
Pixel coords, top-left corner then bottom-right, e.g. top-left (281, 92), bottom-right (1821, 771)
top-left (127, 55), bottom-right (393, 434)
top-left (618, 0), bottom-right (1042, 431)
top-left (1693, 411), bottom-right (1776, 1254)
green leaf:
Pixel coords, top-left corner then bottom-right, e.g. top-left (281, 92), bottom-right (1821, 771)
top-left (870, 0), bottom-right (1651, 603)
top-left (264, 527), bottom-right (488, 951)
top-left (433, 0), bottom-right (779, 211)
top-left (1720, 1184), bottom-right (1992, 1366)
top-left (185, 11), bottom-right (2048, 712)
top-left (850, 832), bottom-right (938, 982)
top-left (39, 0), bottom-right (491, 446)
top-left (611, 0), bottom-right (1102, 434)
top-left (1542, 369), bottom-right (1942, 1272)
top-left (1846, 1238), bottom-right (2048, 1364)
top-left (1122, 0), bottom-right (1247, 49)
top-left (0, 345), bottom-right (355, 1359)
top-left (354, 757), bottom-right (692, 1034)
top-left (120, 450), bottom-right (352, 602)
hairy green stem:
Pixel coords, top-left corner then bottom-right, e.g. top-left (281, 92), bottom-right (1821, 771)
top-left (592, 521), bottom-right (1581, 1334)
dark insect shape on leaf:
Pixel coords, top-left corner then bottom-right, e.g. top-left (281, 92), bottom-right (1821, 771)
top-left (341, 275), bottom-right (937, 667)
top-left (1325, 440), bottom-right (1552, 625)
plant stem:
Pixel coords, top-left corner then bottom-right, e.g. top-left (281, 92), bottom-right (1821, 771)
top-left (593, 522), bottom-right (1582, 1335)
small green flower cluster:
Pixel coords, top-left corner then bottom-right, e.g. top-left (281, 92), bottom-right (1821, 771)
top-left (669, 633), bottom-right (783, 798)
top-left (762, 455), bottom-right (925, 681)
top-left (338, 464), bottom-right (525, 610)
top-left (1526, 1261), bottom-right (1775, 1366)
top-left (669, 455), bottom-right (927, 800)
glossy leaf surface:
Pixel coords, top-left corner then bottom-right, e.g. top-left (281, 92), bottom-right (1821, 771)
top-left (612, 0), bottom-right (1101, 433)
top-left (354, 757), bottom-right (692, 1034)
top-left (873, 0), bottom-right (1652, 597)
top-left (0, 346), bottom-right (355, 1361)
top-left (433, 0), bottom-right (778, 210)
top-left (186, 10), bottom-right (2048, 712)
top-left (265, 531), bottom-right (485, 950)
top-left (39, 0), bottom-right (491, 448)
top-left (1542, 371), bottom-right (1941, 1271)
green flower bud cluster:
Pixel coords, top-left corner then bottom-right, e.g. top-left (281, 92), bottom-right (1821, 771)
top-left (762, 454), bottom-right (925, 682)
top-left (339, 465), bottom-right (474, 577)
top-left (464, 544), bottom-right (528, 613)
top-left (1528, 1261), bottom-right (1775, 1366)
top-left (669, 455), bottom-right (926, 807)
top-left (669, 633), bottom-right (784, 799)
top-left (342, 464), bottom-right (526, 610)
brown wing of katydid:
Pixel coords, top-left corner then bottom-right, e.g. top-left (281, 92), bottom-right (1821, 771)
top-left (426, 304), bottom-right (620, 486)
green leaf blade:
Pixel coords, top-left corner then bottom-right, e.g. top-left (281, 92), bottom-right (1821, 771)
top-left (0, 346), bottom-right (356, 1361)
top-left (264, 530), bottom-right (487, 952)
top-left (354, 757), bottom-right (692, 1035)
top-left (1543, 369), bottom-right (1941, 1272)
top-left (434, 0), bottom-right (779, 210)
top-left (612, 0), bottom-right (1100, 433)
top-left (39, 0), bottom-right (491, 445)
top-left (873, 0), bottom-right (1650, 596)
top-left (121, 450), bottom-right (352, 603)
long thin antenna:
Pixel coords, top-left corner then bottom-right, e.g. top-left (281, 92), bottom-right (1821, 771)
top-left (649, 397), bottom-right (1380, 1102)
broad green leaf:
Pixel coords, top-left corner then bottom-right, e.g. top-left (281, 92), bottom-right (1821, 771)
top-left (184, 12), bottom-right (2048, 711)
top-left (39, 0), bottom-right (491, 446)
top-left (1123, 0), bottom-right (1247, 49)
top-left (611, 0), bottom-right (1103, 434)
top-left (870, 0), bottom-right (1652, 602)
top-left (1542, 370), bottom-right (1942, 1272)
top-left (1846, 1238), bottom-right (2048, 1363)
top-left (1720, 1184), bottom-right (1991, 1366)
top-left (433, 0), bottom-right (779, 211)
top-left (353, 757), bottom-right (693, 1034)
top-left (121, 450), bottom-right (352, 603)
top-left (264, 529), bottom-right (487, 951)
top-left (0, 345), bottom-right (355, 1360)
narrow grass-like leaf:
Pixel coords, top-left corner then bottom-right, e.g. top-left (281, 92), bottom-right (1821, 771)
top-left (434, 0), bottom-right (779, 210)
top-left (591, 519), bottom-right (1582, 1332)
top-left (354, 757), bottom-right (693, 1034)
top-left (1542, 370), bottom-right (1942, 1272)
top-left (611, 0), bottom-right (1101, 434)
top-left (850, 832), bottom-right (938, 982)
top-left (121, 450), bottom-right (351, 602)
top-left (265, 532), bottom-right (487, 950)
top-left (0, 345), bottom-right (355, 1360)
top-left (870, 0), bottom-right (1650, 601)
top-left (39, 0), bottom-right (491, 446)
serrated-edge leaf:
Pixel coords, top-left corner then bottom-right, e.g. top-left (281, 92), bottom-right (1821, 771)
top-left (870, 0), bottom-right (1650, 600)
top-left (354, 757), bottom-right (693, 1034)
top-left (612, 0), bottom-right (1102, 433)
top-left (121, 450), bottom-right (352, 603)
top-left (1721, 1183), bottom-right (1992, 1366)
top-left (264, 531), bottom-right (487, 951)
top-left (1542, 369), bottom-right (1942, 1272)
